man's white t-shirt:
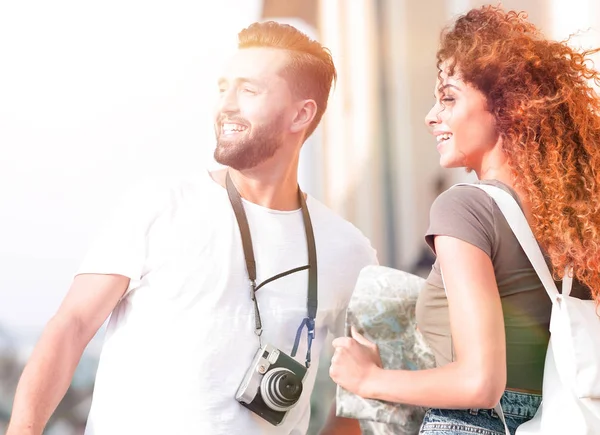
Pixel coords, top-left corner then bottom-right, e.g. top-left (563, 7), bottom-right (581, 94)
top-left (78, 171), bottom-right (378, 435)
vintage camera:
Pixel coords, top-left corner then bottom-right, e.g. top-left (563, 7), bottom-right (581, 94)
top-left (235, 343), bottom-right (307, 426)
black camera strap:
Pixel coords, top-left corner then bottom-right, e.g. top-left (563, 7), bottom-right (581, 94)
top-left (226, 171), bottom-right (318, 368)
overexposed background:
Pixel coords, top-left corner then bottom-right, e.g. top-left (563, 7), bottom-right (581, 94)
top-left (0, 1), bottom-right (262, 338)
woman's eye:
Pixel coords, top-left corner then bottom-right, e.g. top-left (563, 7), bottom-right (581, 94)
top-left (242, 87), bottom-right (256, 94)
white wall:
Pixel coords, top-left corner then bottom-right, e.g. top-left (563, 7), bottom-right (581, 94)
top-left (0, 1), bottom-right (262, 341)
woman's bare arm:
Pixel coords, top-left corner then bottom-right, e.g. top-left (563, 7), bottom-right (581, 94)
top-left (330, 235), bottom-right (506, 409)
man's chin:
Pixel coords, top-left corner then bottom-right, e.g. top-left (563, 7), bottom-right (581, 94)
top-left (214, 150), bottom-right (254, 171)
top-left (216, 136), bottom-right (241, 148)
top-left (213, 134), bottom-right (280, 170)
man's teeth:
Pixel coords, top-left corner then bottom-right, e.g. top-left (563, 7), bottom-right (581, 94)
top-left (222, 123), bottom-right (247, 133)
top-left (437, 133), bottom-right (453, 142)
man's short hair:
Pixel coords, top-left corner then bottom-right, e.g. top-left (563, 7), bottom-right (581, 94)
top-left (238, 21), bottom-right (337, 139)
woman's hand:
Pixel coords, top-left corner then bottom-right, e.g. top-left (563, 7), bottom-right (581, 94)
top-left (329, 326), bottom-right (383, 398)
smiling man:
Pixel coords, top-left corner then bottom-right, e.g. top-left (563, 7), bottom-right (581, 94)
top-left (7, 22), bottom-right (376, 435)
top-left (214, 52), bottom-right (288, 171)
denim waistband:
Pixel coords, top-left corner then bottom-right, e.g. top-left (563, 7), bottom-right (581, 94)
top-left (499, 389), bottom-right (542, 419)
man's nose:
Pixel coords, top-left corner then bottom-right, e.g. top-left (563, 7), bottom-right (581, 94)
top-left (217, 88), bottom-right (239, 113)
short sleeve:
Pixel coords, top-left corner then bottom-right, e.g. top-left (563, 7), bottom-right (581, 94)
top-left (76, 179), bottom-right (169, 291)
top-left (328, 235), bottom-right (378, 340)
top-left (425, 186), bottom-right (495, 258)
top-left (330, 307), bottom-right (347, 339)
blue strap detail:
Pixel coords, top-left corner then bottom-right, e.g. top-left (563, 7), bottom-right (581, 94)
top-left (291, 317), bottom-right (316, 368)
top-left (291, 318), bottom-right (307, 357)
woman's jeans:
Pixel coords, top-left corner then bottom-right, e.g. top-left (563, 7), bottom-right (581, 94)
top-left (419, 390), bottom-right (542, 435)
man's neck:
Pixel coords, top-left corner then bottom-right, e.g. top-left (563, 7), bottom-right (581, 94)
top-left (211, 159), bottom-right (303, 211)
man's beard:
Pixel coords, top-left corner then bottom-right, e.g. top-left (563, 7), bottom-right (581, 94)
top-left (214, 114), bottom-right (285, 171)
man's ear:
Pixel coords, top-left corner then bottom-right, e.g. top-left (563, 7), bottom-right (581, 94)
top-left (290, 99), bottom-right (317, 134)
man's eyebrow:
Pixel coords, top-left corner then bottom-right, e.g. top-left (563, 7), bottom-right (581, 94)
top-left (239, 77), bottom-right (263, 85)
top-left (217, 77), bottom-right (264, 86)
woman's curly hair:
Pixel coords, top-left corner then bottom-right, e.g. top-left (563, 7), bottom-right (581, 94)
top-left (437, 5), bottom-right (600, 300)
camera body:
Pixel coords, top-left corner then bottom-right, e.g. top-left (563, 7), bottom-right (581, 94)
top-left (235, 343), bottom-right (307, 426)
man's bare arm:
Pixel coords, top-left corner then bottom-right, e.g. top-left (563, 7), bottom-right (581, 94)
top-left (7, 273), bottom-right (129, 435)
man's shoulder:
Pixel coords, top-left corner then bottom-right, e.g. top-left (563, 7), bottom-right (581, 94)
top-left (308, 197), bottom-right (378, 261)
top-left (309, 197), bottom-right (362, 235)
top-left (124, 171), bottom-right (217, 207)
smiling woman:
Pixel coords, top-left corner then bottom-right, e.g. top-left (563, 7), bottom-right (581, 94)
top-left (426, 75), bottom-right (500, 171)
top-left (416, 5), bottom-right (600, 434)
top-left (329, 4), bottom-right (600, 435)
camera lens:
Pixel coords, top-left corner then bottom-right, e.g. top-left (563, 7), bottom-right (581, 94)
top-left (260, 368), bottom-right (303, 412)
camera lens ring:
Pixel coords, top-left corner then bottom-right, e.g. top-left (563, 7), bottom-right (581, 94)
top-left (260, 367), bottom-right (303, 412)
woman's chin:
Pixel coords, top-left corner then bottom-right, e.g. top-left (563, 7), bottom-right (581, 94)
top-left (439, 156), bottom-right (460, 169)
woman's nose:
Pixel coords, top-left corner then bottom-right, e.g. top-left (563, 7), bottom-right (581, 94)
top-left (424, 104), bottom-right (441, 128)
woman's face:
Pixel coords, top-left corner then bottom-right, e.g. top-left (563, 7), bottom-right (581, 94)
top-left (425, 69), bottom-right (500, 171)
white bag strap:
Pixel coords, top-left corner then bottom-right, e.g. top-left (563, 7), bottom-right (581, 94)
top-left (494, 403), bottom-right (511, 435)
top-left (455, 183), bottom-right (572, 299)
top-left (442, 183), bottom-right (574, 434)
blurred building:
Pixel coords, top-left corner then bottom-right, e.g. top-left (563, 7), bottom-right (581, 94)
top-left (0, 325), bottom-right (18, 429)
